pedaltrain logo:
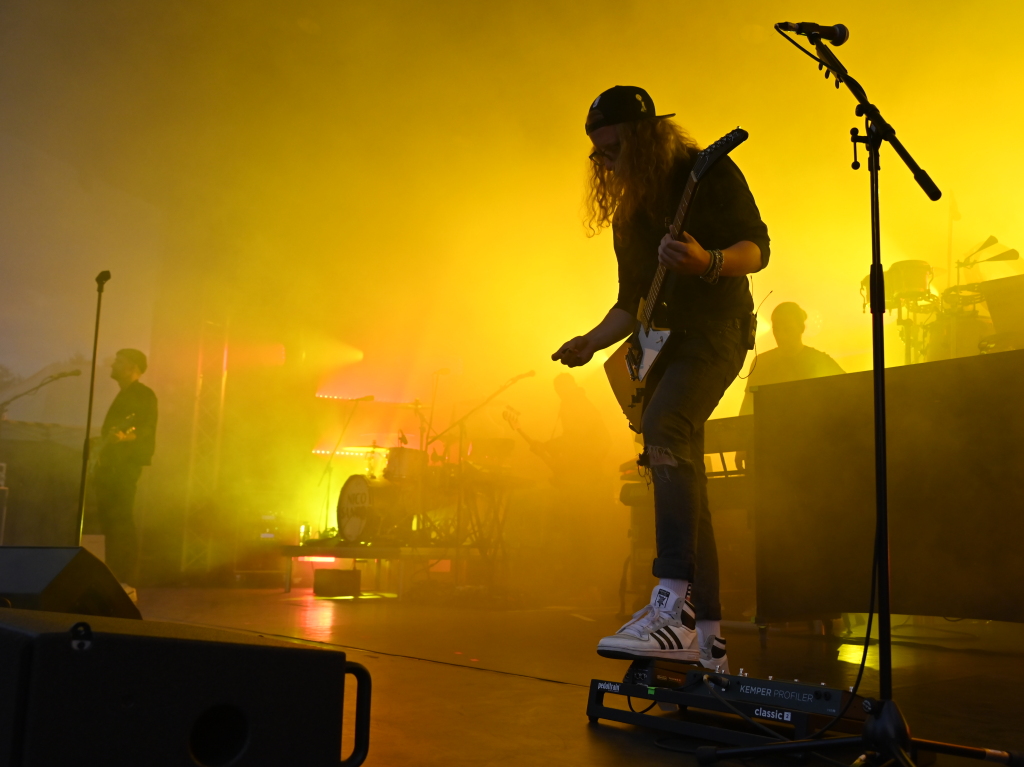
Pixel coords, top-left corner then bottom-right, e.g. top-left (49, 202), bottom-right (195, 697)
top-left (754, 707), bottom-right (792, 722)
top-left (597, 682), bottom-right (620, 692)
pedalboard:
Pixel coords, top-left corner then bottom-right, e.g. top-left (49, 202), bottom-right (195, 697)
top-left (587, 659), bottom-right (867, 747)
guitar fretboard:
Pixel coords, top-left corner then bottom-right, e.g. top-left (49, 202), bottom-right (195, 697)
top-left (640, 171), bottom-right (699, 329)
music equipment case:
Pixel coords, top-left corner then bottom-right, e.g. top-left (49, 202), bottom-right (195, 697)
top-left (0, 608), bottom-right (371, 767)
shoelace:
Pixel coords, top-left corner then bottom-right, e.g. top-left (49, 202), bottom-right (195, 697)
top-left (619, 604), bottom-right (674, 638)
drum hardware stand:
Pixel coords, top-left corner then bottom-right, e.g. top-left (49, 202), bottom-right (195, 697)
top-left (76, 270), bottom-right (111, 544)
top-left (317, 397), bottom-right (369, 535)
top-left (894, 299), bottom-right (935, 366)
top-left (949, 240), bottom-right (1019, 358)
top-left (425, 370), bottom-right (533, 585)
top-left (423, 367), bottom-right (449, 452)
top-left (688, 26), bottom-right (1022, 767)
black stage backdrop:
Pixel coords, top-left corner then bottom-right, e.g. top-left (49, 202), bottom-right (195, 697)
top-left (753, 348), bottom-right (1024, 624)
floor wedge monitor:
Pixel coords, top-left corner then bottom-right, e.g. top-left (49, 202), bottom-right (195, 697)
top-left (0, 608), bottom-right (372, 766)
top-left (0, 547), bottom-right (140, 619)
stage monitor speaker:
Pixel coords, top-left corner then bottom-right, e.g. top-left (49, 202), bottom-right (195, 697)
top-left (0, 546), bottom-right (140, 620)
top-left (314, 568), bottom-right (361, 597)
top-left (0, 608), bottom-right (372, 767)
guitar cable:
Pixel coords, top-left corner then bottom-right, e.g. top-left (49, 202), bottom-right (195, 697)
top-left (738, 285), bottom-right (772, 381)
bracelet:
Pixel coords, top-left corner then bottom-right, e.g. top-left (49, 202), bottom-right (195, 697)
top-left (701, 249), bottom-right (724, 284)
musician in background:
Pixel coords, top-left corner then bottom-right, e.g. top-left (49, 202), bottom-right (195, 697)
top-left (553, 86), bottom-right (769, 672)
top-left (738, 302), bottom-right (845, 416)
top-left (95, 349), bottom-right (157, 594)
top-left (547, 373), bottom-right (609, 481)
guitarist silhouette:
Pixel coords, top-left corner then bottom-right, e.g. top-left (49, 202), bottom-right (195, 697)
top-left (93, 349), bottom-right (157, 592)
top-left (552, 86), bottom-right (770, 672)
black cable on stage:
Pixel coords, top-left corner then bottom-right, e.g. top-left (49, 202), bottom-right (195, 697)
top-left (704, 677), bottom-right (789, 742)
top-left (653, 737), bottom-right (699, 755)
top-left (626, 696), bottom-right (657, 714)
top-left (806, 525), bottom-right (880, 740)
top-left (211, 625), bottom-right (589, 689)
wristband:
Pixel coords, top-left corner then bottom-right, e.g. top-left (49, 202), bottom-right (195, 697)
top-left (701, 249), bottom-right (724, 284)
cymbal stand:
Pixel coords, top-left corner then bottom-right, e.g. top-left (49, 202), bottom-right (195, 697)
top-left (426, 371), bottom-right (532, 579)
top-left (949, 244), bottom-right (1019, 358)
top-left (316, 399), bottom-right (363, 535)
top-left (698, 26), bottom-right (1020, 767)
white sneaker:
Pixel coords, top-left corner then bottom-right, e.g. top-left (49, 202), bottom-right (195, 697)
top-left (597, 585), bottom-right (699, 662)
top-left (699, 635), bottom-right (729, 674)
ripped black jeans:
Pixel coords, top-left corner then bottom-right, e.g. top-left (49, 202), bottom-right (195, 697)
top-left (640, 321), bottom-right (747, 621)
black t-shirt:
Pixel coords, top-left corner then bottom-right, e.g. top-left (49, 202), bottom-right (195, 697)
top-left (613, 155), bottom-right (770, 327)
top-left (100, 380), bottom-right (158, 467)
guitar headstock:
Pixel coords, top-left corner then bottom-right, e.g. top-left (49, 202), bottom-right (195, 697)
top-left (501, 406), bottom-right (520, 431)
top-left (691, 127), bottom-right (749, 181)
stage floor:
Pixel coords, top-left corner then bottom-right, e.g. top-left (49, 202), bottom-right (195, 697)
top-left (140, 588), bottom-right (1024, 766)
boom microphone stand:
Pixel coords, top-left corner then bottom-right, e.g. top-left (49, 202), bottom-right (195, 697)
top-left (317, 396), bottom-right (371, 533)
top-left (698, 25), bottom-right (1021, 767)
top-left (76, 270), bottom-right (111, 544)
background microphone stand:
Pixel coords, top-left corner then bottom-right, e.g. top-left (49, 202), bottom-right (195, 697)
top-left (75, 270), bottom-right (111, 544)
top-left (699, 26), bottom-right (1021, 767)
top-left (425, 370), bottom-right (533, 573)
top-left (316, 397), bottom-right (371, 533)
top-left (0, 371), bottom-right (80, 444)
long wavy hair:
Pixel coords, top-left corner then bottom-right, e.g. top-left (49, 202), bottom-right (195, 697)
top-left (584, 118), bottom-right (700, 237)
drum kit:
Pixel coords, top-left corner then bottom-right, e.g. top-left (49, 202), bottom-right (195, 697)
top-left (315, 370), bottom-right (536, 552)
top-left (859, 237), bottom-right (1020, 365)
top-left (335, 447), bottom-right (456, 546)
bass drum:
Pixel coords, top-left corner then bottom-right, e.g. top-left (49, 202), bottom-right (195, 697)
top-left (336, 475), bottom-right (407, 544)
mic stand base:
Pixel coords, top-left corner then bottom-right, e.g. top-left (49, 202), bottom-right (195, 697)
top-left (697, 699), bottom-right (1023, 767)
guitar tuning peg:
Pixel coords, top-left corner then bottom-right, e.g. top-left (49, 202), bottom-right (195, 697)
top-left (835, 78), bottom-right (841, 89)
top-left (825, 69), bottom-right (831, 79)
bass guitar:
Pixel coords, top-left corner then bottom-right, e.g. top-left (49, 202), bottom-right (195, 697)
top-left (604, 127), bottom-right (750, 432)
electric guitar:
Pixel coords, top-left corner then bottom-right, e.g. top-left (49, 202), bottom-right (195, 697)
top-left (604, 127), bottom-right (749, 432)
top-left (92, 413), bottom-right (137, 469)
top-left (501, 407), bottom-right (554, 469)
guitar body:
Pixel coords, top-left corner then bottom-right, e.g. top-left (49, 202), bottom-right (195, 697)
top-left (601, 127), bottom-right (750, 435)
top-left (605, 324), bottom-right (671, 433)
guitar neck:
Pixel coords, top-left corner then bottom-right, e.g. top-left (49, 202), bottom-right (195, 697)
top-left (639, 171), bottom-right (699, 328)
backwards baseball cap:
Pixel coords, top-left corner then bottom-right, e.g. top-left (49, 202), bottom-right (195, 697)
top-left (585, 85), bottom-right (675, 134)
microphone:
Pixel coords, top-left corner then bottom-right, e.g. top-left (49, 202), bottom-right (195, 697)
top-left (777, 21), bottom-right (849, 46)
